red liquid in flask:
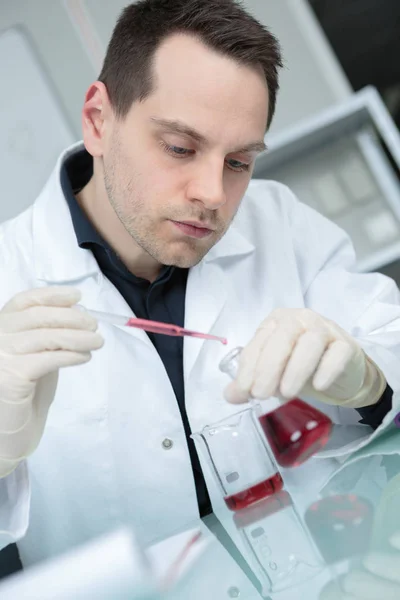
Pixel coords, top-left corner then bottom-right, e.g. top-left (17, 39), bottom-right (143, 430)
top-left (224, 472), bottom-right (284, 511)
top-left (258, 399), bottom-right (332, 468)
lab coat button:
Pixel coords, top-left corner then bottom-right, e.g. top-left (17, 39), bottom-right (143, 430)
top-left (162, 438), bottom-right (173, 450)
top-left (228, 587), bottom-right (240, 597)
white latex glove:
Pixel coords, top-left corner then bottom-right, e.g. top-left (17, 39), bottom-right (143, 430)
top-left (319, 531), bottom-right (400, 600)
top-left (224, 308), bottom-right (386, 408)
top-left (0, 287), bottom-right (104, 478)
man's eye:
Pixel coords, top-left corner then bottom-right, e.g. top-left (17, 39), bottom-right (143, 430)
top-left (160, 141), bottom-right (193, 157)
top-left (227, 159), bottom-right (250, 172)
top-left (169, 146), bottom-right (189, 156)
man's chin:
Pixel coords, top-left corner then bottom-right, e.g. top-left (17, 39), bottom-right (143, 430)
top-left (160, 245), bottom-right (211, 269)
top-left (163, 254), bottom-right (205, 269)
top-left (149, 231), bottom-right (224, 268)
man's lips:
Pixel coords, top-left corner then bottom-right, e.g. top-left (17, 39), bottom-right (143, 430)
top-left (171, 220), bottom-right (214, 239)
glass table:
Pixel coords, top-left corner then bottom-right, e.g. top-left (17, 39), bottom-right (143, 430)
top-left (0, 415), bottom-right (399, 599)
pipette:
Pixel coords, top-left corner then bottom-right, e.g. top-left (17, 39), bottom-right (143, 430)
top-left (77, 305), bottom-right (228, 344)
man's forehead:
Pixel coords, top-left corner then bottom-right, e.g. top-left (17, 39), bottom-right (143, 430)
top-left (152, 35), bottom-right (269, 104)
top-left (145, 35), bottom-right (269, 135)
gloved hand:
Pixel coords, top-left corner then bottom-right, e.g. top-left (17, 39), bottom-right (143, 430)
top-left (0, 287), bottom-right (104, 478)
top-left (319, 531), bottom-right (400, 600)
top-left (224, 308), bottom-right (386, 408)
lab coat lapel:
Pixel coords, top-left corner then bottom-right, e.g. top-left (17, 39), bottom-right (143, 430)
top-left (184, 224), bottom-right (255, 378)
top-left (32, 142), bottom-right (99, 284)
top-left (184, 260), bottom-right (227, 377)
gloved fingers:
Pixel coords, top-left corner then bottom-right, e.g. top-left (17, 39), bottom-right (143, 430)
top-left (280, 329), bottom-right (331, 398)
top-left (342, 568), bottom-right (400, 599)
top-left (0, 328), bottom-right (104, 355)
top-left (12, 351), bottom-right (93, 381)
top-left (224, 308), bottom-right (363, 404)
top-left (0, 305), bottom-right (98, 334)
top-left (0, 286), bottom-right (82, 314)
top-left (250, 321), bottom-right (309, 398)
top-left (363, 552), bottom-right (400, 584)
top-left (224, 380), bottom-right (249, 404)
top-left (224, 320), bottom-right (277, 403)
top-left (312, 339), bottom-right (355, 391)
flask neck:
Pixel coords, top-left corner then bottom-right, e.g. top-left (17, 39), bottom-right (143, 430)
top-left (219, 347), bottom-right (243, 380)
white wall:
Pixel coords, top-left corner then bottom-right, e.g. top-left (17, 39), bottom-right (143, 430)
top-left (0, 0), bottom-right (352, 221)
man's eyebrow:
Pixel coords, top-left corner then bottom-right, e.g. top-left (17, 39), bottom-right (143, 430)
top-left (150, 117), bottom-right (207, 144)
top-left (150, 117), bottom-right (267, 154)
top-left (235, 140), bottom-right (267, 153)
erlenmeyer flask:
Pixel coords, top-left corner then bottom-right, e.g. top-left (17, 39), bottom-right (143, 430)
top-left (191, 408), bottom-right (283, 511)
top-left (219, 348), bottom-right (332, 467)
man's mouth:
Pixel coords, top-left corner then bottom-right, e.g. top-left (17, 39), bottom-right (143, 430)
top-left (171, 220), bottom-right (214, 239)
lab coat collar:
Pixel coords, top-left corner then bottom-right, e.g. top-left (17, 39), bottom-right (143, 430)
top-left (32, 142), bottom-right (255, 284)
top-left (202, 197), bottom-right (256, 264)
top-left (203, 222), bottom-right (255, 263)
top-left (33, 142), bottom-right (105, 284)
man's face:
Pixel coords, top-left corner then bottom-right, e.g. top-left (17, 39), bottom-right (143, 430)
top-left (102, 34), bottom-right (269, 268)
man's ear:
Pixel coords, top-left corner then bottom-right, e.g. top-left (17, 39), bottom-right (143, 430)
top-left (82, 81), bottom-right (112, 157)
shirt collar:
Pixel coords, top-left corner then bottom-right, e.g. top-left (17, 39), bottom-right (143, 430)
top-left (60, 148), bottom-right (105, 249)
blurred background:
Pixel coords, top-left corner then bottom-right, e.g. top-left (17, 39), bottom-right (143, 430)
top-left (309, 0), bottom-right (400, 129)
top-left (0, 0), bottom-right (399, 277)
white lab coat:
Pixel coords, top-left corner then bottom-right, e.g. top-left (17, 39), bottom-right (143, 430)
top-left (1, 142), bottom-right (400, 569)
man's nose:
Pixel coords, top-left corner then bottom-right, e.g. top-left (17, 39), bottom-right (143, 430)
top-left (187, 161), bottom-right (227, 210)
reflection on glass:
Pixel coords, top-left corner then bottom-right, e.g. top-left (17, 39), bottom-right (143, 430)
top-left (317, 472), bottom-right (400, 599)
top-left (305, 494), bottom-right (374, 565)
top-left (370, 472), bottom-right (400, 554)
top-left (233, 491), bottom-right (323, 593)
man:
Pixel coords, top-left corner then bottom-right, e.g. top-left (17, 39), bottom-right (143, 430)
top-left (0, 0), bottom-right (399, 570)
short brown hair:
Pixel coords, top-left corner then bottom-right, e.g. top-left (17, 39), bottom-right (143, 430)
top-left (99, 0), bottom-right (283, 129)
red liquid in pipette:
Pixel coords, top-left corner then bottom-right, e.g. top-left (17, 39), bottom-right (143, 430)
top-left (126, 318), bottom-right (227, 344)
top-left (258, 399), bottom-right (332, 468)
top-left (224, 472), bottom-right (284, 511)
